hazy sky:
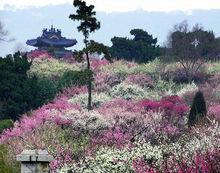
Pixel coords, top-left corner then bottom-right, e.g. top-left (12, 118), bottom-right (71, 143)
top-left (2, 0), bottom-right (220, 12)
top-left (1, 1), bottom-right (220, 57)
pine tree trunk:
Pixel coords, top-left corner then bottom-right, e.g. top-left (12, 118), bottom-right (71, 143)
top-left (88, 80), bottom-right (92, 110)
top-left (86, 51), bottom-right (92, 110)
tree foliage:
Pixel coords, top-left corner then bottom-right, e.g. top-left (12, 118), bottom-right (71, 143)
top-left (86, 40), bottom-right (111, 61)
top-left (167, 21), bottom-right (218, 82)
top-left (69, 0), bottom-right (100, 45)
top-left (0, 52), bottom-right (57, 120)
top-left (110, 29), bottom-right (160, 63)
top-left (171, 22), bottom-right (217, 60)
top-left (58, 69), bottom-right (93, 89)
top-left (0, 119), bottom-right (13, 134)
top-left (0, 52), bottom-right (32, 120)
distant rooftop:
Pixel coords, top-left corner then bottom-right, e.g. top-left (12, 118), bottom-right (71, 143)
top-left (26, 26), bottom-right (77, 48)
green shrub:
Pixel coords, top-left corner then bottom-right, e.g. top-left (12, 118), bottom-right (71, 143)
top-left (154, 77), bottom-right (177, 94)
top-left (0, 145), bottom-right (20, 173)
top-left (213, 90), bottom-right (220, 102)
top-left (0, 119), bottom-right (13, 133)
top-left (207, 61), bottom-right (220, 74)
top-left (58, 69), bottom-right (93, 90)
top-left (35, 78), bottom-right (58, 107)
top-left (135, 58), bottom-right (162, 75)
top-left (188, 91), bottom-right (207, 126)
top-left (18, 76), bottom-right (59, 114)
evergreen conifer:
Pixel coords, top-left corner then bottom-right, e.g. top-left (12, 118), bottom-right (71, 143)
top-left (188, 90), bottom-right (207, 126)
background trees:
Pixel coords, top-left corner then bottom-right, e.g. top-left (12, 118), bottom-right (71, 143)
top-left (166, 21), bottom-right (219, 82)
top-left (110, 29), bottom-right (160, 63)
top-left (170, 22), bottom-right (217, 59)
top-left (0, 52), bottom-right (91, 121)
top-left (0, 52), bottom-right (33, 120)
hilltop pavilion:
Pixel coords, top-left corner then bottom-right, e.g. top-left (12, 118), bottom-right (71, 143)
top-left (26, 26), bottom-right (77, 58)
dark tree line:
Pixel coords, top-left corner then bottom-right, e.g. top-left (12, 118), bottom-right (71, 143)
top-left (109, 21), bottom-right (220, 65)
top-left (164, 21), bottom-right (220, 82)
top-left (110, 29), bottom-right (160, 63)
top-left (168, 21), bottom-right (218, 60)
top-left (0, 52), bottom-right (91, 122)
top-left (0, 52), bottom-right (55, 121)
top-left (0, 52), bottom-right (35, 120)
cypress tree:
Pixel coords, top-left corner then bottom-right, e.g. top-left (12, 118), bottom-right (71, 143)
top-left (188, 90), bottom-right (207, 126)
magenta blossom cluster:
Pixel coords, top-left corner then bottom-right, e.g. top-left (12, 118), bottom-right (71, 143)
top-left (27, 49), bottom-right (53, 60)
top-left (90, 58), bottom-right (109, 70)
top-left (125, 73), bottom-right (154, 88)
top-left (98, 99), bottom-right (140, 113)
top-left (0, 98), bottom-right (79, 143)
top-left (133, 150), bottom-right (220, 173)
top-left (94, 72), bottom-right (123, 92)
top-left (139, 96), bottom-right (189, 117)
top-left (133, 158), bottom-right (158, 173)
top-left (167, 150), bottom-right (220, 172)
top-left (208, 103), bottom-right (220, 121)
top-left (55, 86), bottom-right (88, 101)
top-left (50, 146), bottom-right (73, 172)
top-left (137, 96), bottom-right (189, 138)
top-left (96, 97), bottom-right (188, 146)
top-left (91, 127), bottom-right (132, 150)
top-left (62, 53), bottom-right (76, 63)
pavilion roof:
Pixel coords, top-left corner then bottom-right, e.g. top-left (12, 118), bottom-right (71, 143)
top-left (26, 26), bottom-right (77, 48)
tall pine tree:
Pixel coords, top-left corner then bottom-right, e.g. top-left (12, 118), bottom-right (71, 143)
top-left (70, 0), bottom-right (110, 110)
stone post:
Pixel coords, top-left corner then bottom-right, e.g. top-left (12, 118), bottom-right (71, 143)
top-left (16, 150), bottom-right (53, 173)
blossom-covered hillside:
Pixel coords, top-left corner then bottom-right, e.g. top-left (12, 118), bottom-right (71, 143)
top-left (1, 53), bottom-right (220, 173)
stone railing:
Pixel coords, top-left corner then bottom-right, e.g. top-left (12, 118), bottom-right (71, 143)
top-left (16, 150), bottom-right (53, 173)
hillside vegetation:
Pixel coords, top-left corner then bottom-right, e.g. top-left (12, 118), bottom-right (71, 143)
top-left (1, 52), bottom-right (220, 172)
